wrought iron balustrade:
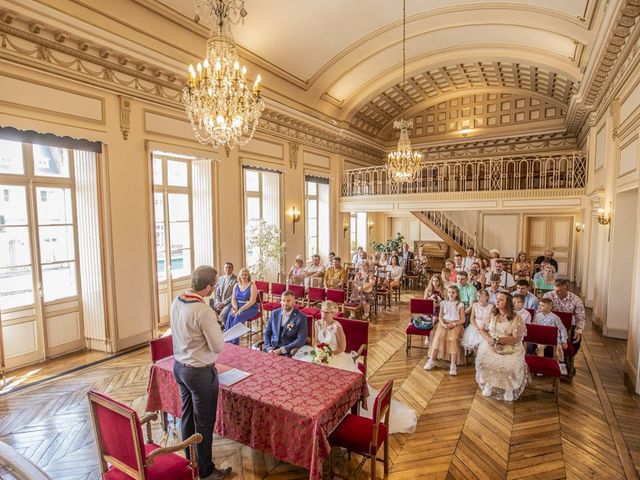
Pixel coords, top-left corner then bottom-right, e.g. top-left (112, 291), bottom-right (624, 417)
top-left (341, 152), bottom-right (587, 197)
top-left (419, 211), bottom-right (477, 251)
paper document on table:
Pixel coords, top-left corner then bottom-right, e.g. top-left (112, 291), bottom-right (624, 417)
top-left (218, 368), bottom-right (251, 386)
top-left (223, 322), bottom-right (250, 342)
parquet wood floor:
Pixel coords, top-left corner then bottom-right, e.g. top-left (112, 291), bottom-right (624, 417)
top-left (0, 291), bottom-right (639, 479)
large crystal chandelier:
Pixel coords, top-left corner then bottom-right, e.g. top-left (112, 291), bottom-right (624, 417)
top-left (183, 0), bottom-right (264, 150)
top-left (386, 0), bottom-right (422, 182)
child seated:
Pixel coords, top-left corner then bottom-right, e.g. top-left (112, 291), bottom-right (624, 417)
top-left (512, 294), bottom-right (532, 324)
top-left (529, 298), bottom-right (568, 359)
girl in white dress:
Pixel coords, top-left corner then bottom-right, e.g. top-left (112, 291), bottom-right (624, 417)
top-left (293, 301), bottom-right (417, 434)
top-left (475, 292), bottom-right (528, 401)
top-left (462, 288), bottom-right (493, 354)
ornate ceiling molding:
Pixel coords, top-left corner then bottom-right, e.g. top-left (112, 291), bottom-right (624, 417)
top-left (0, 7), bottom-right (383, 163)
top-left (567, 0), bottom-right (640, 135)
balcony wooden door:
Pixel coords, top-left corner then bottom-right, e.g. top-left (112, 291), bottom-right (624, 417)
top-left (526, 216), bottom-right (573, 278)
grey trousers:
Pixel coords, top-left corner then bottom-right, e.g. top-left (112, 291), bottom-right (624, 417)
top-left (173, 361), bottom-right (219, 478)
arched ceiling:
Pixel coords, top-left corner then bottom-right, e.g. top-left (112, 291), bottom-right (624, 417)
top-left (151, 0), bottom-right (599, 140)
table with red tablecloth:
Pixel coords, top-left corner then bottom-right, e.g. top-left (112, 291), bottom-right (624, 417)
top-left (146, 344), bottom-right (366, 480)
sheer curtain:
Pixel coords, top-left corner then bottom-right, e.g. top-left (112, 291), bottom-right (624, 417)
top-left (261, 170), bottom-right (281, 281)
top-left (192, 159), bottom-right (214, 267)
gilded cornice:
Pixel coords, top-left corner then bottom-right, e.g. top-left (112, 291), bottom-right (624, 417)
top-left (568, 0), bottom-right (640, 135)
top-left (0, 8), bottom-right (383, 163)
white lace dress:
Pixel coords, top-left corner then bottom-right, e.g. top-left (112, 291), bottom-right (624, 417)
top-left (475, 313), bottom-right (528, 401)
top-left (462, 303), bottom-right (493, 352)
top-left (293, 321), bottom-right (418, 434)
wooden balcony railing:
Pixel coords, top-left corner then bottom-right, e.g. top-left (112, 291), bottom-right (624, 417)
top-left (341, 151), bottom-right (587, 197)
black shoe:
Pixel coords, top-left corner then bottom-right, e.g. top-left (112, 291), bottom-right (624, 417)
top-left (201, 466), bottom-right (232, 480)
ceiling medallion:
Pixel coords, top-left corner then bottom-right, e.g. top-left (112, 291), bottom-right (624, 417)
top-left (386, 0), bottom-right (422, 182)
top-left (183, 0), bottom-right (264, 150)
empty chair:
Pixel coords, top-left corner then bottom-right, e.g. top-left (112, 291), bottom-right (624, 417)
top-left (299, 286), bottom-right (326, 319)
top-left (262, 282), bottom-right (286, 313)
top-left (524, 324), bottom-right (561, 401)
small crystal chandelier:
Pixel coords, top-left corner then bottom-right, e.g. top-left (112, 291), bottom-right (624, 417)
top-left (183, 0), bottom-right (264, 150)
top-left (387, 0), bottom-right (422, 182)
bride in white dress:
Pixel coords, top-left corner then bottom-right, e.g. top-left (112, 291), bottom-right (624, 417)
top-left (293, 301), bottom-right (417, 434)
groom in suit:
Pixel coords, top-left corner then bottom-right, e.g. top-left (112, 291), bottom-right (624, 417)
top-left (263, 290), bottom-right (308, 355)
top-left (210, 262), bottom-right (237, 326)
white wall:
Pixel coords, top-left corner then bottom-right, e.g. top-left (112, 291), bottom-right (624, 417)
top-left (388, 215), bottom-right (440, 246)
top-left (482, 214), bottom-right (519, 257)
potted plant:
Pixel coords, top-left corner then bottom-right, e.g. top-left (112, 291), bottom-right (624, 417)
top-left (246, 219), bottom-right (287, 281)
top-left (370, 232), bottom-right (405, 253)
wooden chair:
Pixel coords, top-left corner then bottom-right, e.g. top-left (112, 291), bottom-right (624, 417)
top-left (88, 390), bottom-right (201, 480)
top-left (245, 292), bottom-right (264, 345)
top-left (524, 324), bottom-right (561, 401)
top-left (300, 286), bottom-right (326, 319)
top-left (288, 283), bottom-right (306, 307)
top-left (374, 270), bottom-right (391, 313)
top-left (406, 299), bottom-right (434, 353)
top-left (255, 280), bottom-right (269, 296)
top-left (329, 380), bottom-right (393, 480)
top-left (336, 315), bottom-right (369, 376)
top-left (262, 282), bottom-right (286, 314)
top-left (326, 288), bottom-right (346, 312)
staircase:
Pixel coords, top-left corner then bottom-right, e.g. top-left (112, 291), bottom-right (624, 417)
top-left (412, 211), bottom-right (490, 257)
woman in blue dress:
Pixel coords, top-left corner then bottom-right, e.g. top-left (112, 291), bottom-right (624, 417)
top-left (225, 268), bottom-right (260, 344)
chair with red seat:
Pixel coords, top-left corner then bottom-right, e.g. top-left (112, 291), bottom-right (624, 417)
top-left (335, 316), bottom-right (369, 376)
top-left (88, 390), bottom-right (202, 480)
top-left (405, 298), bottom-right (435, 354)
top-left (326, 288), bottom-right (346, 311)
top-left (244, 292), bottom-right (264, 346)
top-left (329, 380), bottom-right (393, 480)
top-left (287, 283), bottom-right (306, 306)
top-left (255, 280), bottom-right (269, 296)
top-left (262, 282), bottom-right (286, 313)
top-left (554, 310), bottom-right (576, 380)
top-left (524, 324), bottom-right (561, 401)
top-left (300, 286), bottom-right (326, 319)
top-left (150, 335), bottom-right (173, 363)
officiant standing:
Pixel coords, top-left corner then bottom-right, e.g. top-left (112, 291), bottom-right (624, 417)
top-left (172, 265), bottom-right (232, 480)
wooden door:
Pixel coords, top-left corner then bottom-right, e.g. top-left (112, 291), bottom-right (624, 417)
top-left (526, 216), bottom-right (573, 278)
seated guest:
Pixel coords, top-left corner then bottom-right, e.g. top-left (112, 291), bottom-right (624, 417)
top-left (475, 292), bottom-right (528, 401)
top-left (463, 246), bottom-right (477, 272)
top-left (424, 274), bottom-right (444, 305)
top-left (487, 273), bottom-right (508, 305)
top-left (534, 249), bottom-right (559, 273)
top-left (455, 271), bottom-right (477, 325)
top-left (441, 267), bottom-right (454, 288)
top-left (511, 279), bottom-right (539, 310)
top-left (469, 269), bottom-right (482, 290)
top-left (462, 288), bottom-right (492, 354)
top-left (349, 261), bottom-right (375, 320)
top-left (288, 256), bottom-right (305, 285)
top-left (325, 251), bottom-right (336, 269)
top-left (479, 257), bottom-right (491, 286)
top-left (533, 264), bottom-right (556, 293)
top-left (533, 260), bottom-right (555, 282)
top-left (325, 256), bottom-right (347, 289)
top-left (225, 268), bottom-right (259, 344)
top-left (544, 280), bottom-right (586, 353)
top-left (351, 247), bottom-right (363, 264)
top-left (444, 259), bottom-right (458, 283)
top-left (489, 249), bottom-right (501, 271)
top-left (263, 290), bottom-right (308, 355)
top-left (379, 251), bottom-right (389, 267)
top-left (529, 298), bottom-right (567, 358)
top-left (485, 259), bottom-right (515, 290)
top-left (302, 253), bottom-right (325, 287)
top-left (210, 261), bottom-right (237, 326)
top-left (356, 250), bottom-right (369, 267)
top-left (513, 251), bottom-right (533, 278)
top-left (511, 294), bottom-right (531, 324)
top-left (387, 254), bottom-right (403, 289)
top-left (400, 242), bottom-right (414, 273)
top-left (453, 253), bottom-right (465, 273)
top-left (414, 246), bottom-right (429, 280)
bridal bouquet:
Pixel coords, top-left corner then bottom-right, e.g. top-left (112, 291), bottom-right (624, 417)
top-left (310, 343), bottom-right (333, 364)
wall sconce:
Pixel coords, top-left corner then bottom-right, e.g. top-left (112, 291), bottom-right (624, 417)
top-left (597, 207), bottom-right (611, 225)
top-left (459, 128), bottom-right (474, 137)
top-left (367, 219), bottom-right (375, 234)
top-left (575, 222), bottom-right (585, 232)
top-left (287, 206), bottom-right (301, 234)
top-left (343, 222), bottom-right (349, 238)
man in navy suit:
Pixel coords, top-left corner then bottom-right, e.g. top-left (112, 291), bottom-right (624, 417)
top-left (263, 290), bottom-right (308, 355)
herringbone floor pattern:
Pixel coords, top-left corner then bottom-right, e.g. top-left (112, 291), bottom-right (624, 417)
top-left (1, 291), bottom-right (639, 480)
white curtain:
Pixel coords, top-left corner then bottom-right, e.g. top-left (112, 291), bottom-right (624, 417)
top-left (192, 159), bottom-right (214, 267)
top-left (357, 212), bottom-right (368, 251)
top-left (261, 170), bottom-right (281, 281)
top-left (317, 182), bottom-right (330, 259)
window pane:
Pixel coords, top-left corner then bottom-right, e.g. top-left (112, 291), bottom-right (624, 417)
top-left (0, 185), bottom-right (28, 225)
top-left (307, 237), bottom-right (318, 258)
top-left (155, 223), bottom-right (165, 250)
top-left (0, 226), bottom-right (31, 267)
top-left (39, 225), bottom-right (75, 263)
top-left (156, 254), bottom-right (167, 282)
top-left (245, 170), bottom-right (260, 192)
top-left (0, 139), bottom-right (24, 175)
top-left (168, 193), bottom-right (189, 222)
top-left (307, 199), bottom-right (317, 220)
top-left (0, 266), bottom-right (34, 309)
top-left (170, 249), bottom-right (191, 279)
top-left (153, 157), bottom-right (163, 185)
top-left (307, 220), bottom-right (317, 238)
top-left (167, 160), bottom-right (188, 187)
top-left (36, 187), bottom-right (73, 224)
top-left (307, 181), bottom-right (317, 196)
top-left (42, 262), bottom-right (77, 301)
top-left (33, 144), bottom-right (70, 178)
top-left (246, 197), bottom-right (260, 221)
top-left (154, 193), bottom-right (164, 223)
top-left (169, 221), bottom-right (190, 251)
